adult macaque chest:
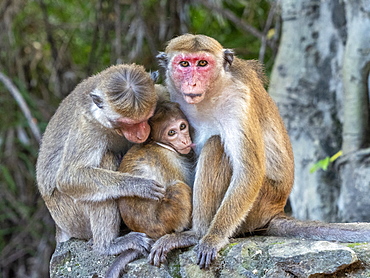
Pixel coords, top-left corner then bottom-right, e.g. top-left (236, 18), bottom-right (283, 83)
top-left (188, 114), bottom-right (221, 155)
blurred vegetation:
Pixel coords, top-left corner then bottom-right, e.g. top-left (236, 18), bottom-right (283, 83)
top-left (0, 0), bottom-right (280, 277)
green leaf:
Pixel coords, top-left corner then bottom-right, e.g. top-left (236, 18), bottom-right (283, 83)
top-left (310, 150), bottom-right (343, 173)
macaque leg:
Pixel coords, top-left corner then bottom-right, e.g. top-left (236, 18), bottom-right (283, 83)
top-left (90, 199), bottom-right (153, 255)
top-left (237, 179), bottom-right (290, 235)
top-left (192, 135), bottom-right (232, 237)
top-left (149, 136), bottom-right (232, 267)
top-left (147, 182), bottom-right (193, 266)
top-left (119, 181), bottom-right (191, 239)
top-left (43, 193), bottom-right (92, 242)
top-left (157, 181), bottom-right (192, 233)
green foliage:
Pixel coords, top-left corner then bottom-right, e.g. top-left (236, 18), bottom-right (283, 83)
top-left (0, 0), bottom-right (277, 276)
top-left (189, 0), bottom-right (274, 63)
top-left (310, 150), bottom-right (343, 173)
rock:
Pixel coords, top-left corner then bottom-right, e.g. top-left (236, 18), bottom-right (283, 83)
top-left (50, 236), bottom-right (370, 278)
top-left (337, 149), bottom-right (370, 222)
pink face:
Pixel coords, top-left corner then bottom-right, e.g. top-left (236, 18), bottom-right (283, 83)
top-left (161, 118), bottom-right (193, 154)
top-left (114, 109), bottom-right (155, 143)
top-left (171, 52), bottom-right (218, 104)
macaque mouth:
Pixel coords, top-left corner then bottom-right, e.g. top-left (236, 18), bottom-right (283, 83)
top-left (179, 143), bottom-right (195, 150)
top-left (184, 93), bottom-right (202, 99)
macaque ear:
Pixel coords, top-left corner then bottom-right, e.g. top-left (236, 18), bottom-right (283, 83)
top-left (90, 89), bottom-right (104, 109)
top-left (150, 70), bottom-right (160, 83)
top-left (156, 52), bottom-right (168, 69)
top-left (223, 49), bottom-right (234, 70)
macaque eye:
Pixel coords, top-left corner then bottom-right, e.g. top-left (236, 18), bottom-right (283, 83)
top-left (168, 130), bottom-right (176, 136)
top-left (198, 60), bottom-right (208, 67)
top-left (180, 123), bottom-right (187, 130)
top-left (179, 61), bottom-right (190, 67)
top-left (90, 93), bottom-right (104, 109)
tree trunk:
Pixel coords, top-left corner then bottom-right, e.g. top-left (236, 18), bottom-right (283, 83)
top-left (336, 0), bottom-right (370, 222)
top-left (341, 0), bottom-right (370, 154)
top-left (269, 0), bottom-right (345, 222)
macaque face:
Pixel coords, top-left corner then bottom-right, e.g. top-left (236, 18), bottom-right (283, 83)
top-left (170, 52), bottom-right (218, 104)
top-left (113, 109), bottom-right (155, 143)
top-left (158, 118), bottom-right (193, 154)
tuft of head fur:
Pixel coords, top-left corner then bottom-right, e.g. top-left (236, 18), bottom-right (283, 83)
top-left (165, 34), bottom-right (223, 55)
top-left (99, 64), bottom-right (157, 120)
top-left (149, 100), bottom-right (188, 141)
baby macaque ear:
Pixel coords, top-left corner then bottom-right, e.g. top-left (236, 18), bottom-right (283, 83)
top-left (90, 89), bottom-right (104, 109)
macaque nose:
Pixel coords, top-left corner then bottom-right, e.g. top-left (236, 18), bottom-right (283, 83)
top-left (182, 137), bottom-right (191, 146)
top-left (137, 122), bottom-right (150, 140)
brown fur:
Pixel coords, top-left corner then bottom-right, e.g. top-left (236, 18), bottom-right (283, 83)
top-left (106, 101), bottom-right (193, 278)
top-left (150, 34), bottom-right (370, 269)
top-left (150, 34), bottom-right (293, 268)
top-left (117, 101), bottom-right (193, 239)
top-left (118, 143), bottom-right (192, 239)
top-left (36, 64), bottom-right (164, 256)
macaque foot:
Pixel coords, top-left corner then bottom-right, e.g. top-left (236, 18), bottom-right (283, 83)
top-left (148, 231), bottom-right (198, 267)
top-left (196, 235), bottom-right (229, 269)
top-left (106, 232), bottom-right (154, 256)
top-left (148, 234), bottom-right (174, 266)
top-left (196, 242), bottom-right (218, 269)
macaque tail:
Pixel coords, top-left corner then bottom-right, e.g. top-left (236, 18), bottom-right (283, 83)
top-left (266, 216), bottom-right (370, 243)
top-left (105, 249), bottom-right (142, 278)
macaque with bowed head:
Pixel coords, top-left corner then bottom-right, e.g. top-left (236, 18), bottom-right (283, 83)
top-left (148, 34), bottom-right (370, 269)
top-left (105, 100), bottom-right (193, 278)
top-left (36, 64), bottom-right (166, 258)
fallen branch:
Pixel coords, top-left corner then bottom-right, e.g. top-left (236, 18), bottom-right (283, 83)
top-left (199, 0), bottom-right (275, 49)
top-left (0, 71), bottom-right (41, 143)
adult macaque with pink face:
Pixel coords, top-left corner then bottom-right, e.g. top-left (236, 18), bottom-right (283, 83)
top-left (170, 52), bottom-right (219, 104)
top-left (149, 34), bottom-right (370, 270)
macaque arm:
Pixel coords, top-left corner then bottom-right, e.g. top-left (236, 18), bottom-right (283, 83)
top-left (56, 125), bottom-right (165, 202)
top-left (57, 165), bottom-right (165, 202)
top-left (195, 118), bottom-right (265, 268)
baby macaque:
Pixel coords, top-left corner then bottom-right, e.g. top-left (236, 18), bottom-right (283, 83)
top-left (105, 100), bottom-right (194, 278)
top-left (118, 100), bottom-right (194, 239)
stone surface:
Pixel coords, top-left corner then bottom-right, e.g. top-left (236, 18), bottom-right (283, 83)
top-left (337, 149), bottom-right (370, 222)
top-left (50, 236), bottom-right (370, 278)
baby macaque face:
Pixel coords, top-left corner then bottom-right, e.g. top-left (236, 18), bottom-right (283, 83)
top-left (159, 118), bottom-right (193, 154)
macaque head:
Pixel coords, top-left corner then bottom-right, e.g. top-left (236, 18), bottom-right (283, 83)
top-left (157, 34), bottom-right (234, 104)
top-left (149, 101), bottom-right (193, 155)
top-left (89, 64), bottom-right (158, 143)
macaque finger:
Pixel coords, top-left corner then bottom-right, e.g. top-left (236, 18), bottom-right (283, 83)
top-left (146, 181), bottom-right (166, 200)
top-left (196, 243), bottom-right (218, 269)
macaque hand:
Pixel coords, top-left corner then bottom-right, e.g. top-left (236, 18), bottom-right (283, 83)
top-left (196, 235), bottom-right (228, 269)
top-left (129, 177), bottom-right (166, 200)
